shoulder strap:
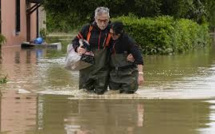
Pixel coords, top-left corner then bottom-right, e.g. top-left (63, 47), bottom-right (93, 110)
top-left (86, 25), bottom-right (111, 47)
top-left (87, 25), bottom-right (93, 42)
top-left (104, 33), bottom-right (111, 47)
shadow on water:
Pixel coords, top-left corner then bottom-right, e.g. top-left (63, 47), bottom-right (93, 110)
top-left (0, 39), bottom-right (215, 133)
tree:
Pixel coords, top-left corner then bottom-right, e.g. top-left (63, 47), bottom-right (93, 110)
top-left (42, 0), bottom-right (215, 32)
top-left (203, 0), bottom-right (215, 29)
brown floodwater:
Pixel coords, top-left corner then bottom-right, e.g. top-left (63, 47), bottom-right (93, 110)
top-left (0, 43), bottom-right (215, 134)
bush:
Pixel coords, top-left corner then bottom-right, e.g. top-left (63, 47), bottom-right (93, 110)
top-left (113, 15), bottom-right (210, 54)
top-left (40, 28), bottom-right (48, 39)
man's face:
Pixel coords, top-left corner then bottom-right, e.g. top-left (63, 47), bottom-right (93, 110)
top-left (95, 13), bottom-right (109, 30)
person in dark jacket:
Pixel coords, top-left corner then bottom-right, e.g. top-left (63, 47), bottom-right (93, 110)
top-left (109, 21), bottom-right (144, 94)
top-left (72, 7), bottom-right (111, 94)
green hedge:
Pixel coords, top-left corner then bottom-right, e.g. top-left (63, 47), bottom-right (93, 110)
top-left (113, 16), bottom-right (210, 54)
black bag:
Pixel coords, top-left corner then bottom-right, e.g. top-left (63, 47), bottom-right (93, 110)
top-left (81, 54), bottom-right (95, 65)
top-left (79, 39), bottom-right (95, 65)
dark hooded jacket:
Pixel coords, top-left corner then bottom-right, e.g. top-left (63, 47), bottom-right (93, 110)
top-left (72, 22), bottom-right (111, 52)
top-left (110, 33), bottom-right (144, 65)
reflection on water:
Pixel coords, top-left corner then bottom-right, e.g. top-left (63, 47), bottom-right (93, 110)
top-left (199, 100), bottom-right (215, 134)
top-left (37, 96), bottom-right (145, 134)
top-left (0, 43), bottom-right (215, 133)
top-left (1, 94), bottom-right (213, 134)
top-left (0, 90), bottom-right (37, 134)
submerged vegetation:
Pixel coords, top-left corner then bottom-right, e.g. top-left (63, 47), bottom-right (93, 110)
top-left (0, 34), bottom-right (6, 45)
top-left (0, 75), bottom-right (7, 84)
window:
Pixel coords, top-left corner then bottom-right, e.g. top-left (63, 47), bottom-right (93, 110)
top-left (16, 0), bottom-right (20, 34)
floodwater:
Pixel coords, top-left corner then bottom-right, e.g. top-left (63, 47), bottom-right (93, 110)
top-left (0, 41), bottom-right (215, 134)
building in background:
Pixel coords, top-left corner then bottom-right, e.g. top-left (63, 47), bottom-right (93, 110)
top-left (0, 0), bottom-right (46, 46)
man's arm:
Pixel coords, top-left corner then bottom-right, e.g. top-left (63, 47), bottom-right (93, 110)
top-left (72, 25), bottom-right (89, 52)
top-left (137, 64), bottom-right (144, 85)
top-left (128, 37), bottom-right (144, 85)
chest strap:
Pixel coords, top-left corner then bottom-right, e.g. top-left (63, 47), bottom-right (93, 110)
top-left (78, 25), bottom-right (111, 47)
top-left (87, 25), bottom-right (93, 42)
top-left (105, 33), bottom-right (111, 47)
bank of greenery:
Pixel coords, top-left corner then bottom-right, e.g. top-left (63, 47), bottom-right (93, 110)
top-left (43, 0), bottom-right (215, 32)
top-left (114, 16), bottom-right (210, 54)
top-left (43, 0), bottom-right (213, 55)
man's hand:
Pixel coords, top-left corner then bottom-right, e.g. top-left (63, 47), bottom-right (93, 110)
top-left (77, 46), bottom-right (86, 55)
top-left (138, 74), bottom-right (144, 85)
top-left (137, 65), bottom-right (144, 85)
top-left (127, 54), bottom-right (135, 62)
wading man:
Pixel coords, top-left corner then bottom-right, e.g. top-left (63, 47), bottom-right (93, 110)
top-left (72, 7), bottom-right (111, 94)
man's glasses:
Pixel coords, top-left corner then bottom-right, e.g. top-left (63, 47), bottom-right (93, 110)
top-left (97, 19), bottom-right (109, 24)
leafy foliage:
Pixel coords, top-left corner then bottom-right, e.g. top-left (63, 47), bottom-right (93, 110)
top-left (43, 0), bottom-right (215, 32)
top-left (113, 16), bottom-right (210, 54)
top-left (42, 0), bottom-right (212, 55)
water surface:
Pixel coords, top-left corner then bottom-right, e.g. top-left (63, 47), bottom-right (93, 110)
top-left (0, 43), bottom-right (215, 134)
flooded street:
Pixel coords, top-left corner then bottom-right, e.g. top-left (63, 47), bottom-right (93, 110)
top-left (0, 42), bottom-right (215, 134)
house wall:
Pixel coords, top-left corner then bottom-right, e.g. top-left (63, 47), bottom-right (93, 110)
top-left (1, 0), bottom-right (37, 46)
top-left (31, 6), bottom-right (37, 40)
top-left (38, 6), bottom-right (46, 31)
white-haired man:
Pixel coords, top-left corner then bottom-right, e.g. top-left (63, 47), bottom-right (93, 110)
top-left (72, 7), bottom-right (111, 94)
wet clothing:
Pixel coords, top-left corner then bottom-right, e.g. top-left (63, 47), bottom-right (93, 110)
top-left (72, 22), bottom-right (111, 94)
top-left (109, 33), bottom-right (143, 93)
